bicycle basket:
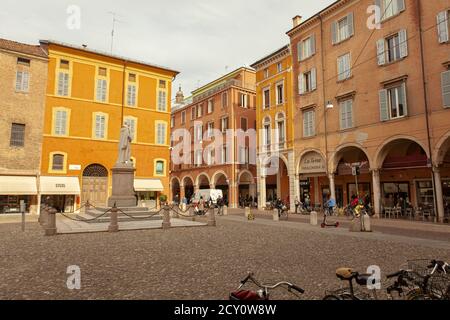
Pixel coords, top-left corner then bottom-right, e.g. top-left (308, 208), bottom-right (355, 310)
top-left (426, 274), bottom-right (450, 300)
top-left (403, 259), bottom-right (433, 278)
top-left (230, 290), bottom-right (267, 301)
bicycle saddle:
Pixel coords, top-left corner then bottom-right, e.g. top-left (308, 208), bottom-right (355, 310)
top-left (336, 268), bottom-right (371, 286)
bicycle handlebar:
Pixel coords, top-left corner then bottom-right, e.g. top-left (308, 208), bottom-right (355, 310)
top-left (290, 284), bottom-right (305, 294)
top-left (238, 273), bottom-right (304, 294)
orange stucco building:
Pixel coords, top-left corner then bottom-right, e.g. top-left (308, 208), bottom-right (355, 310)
top-left (39, 41), bottom-right (178, 211)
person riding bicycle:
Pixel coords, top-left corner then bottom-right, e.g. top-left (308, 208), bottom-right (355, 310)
top-left (275, 198), bottom-right (284, 217)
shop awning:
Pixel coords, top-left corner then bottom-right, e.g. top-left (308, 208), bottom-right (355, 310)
top-left (0, 176), bottom-right (37, 195)
top-left (134, 179), bottom-right (164, 192)
top-left (40, 176), bottom-right (81, 195)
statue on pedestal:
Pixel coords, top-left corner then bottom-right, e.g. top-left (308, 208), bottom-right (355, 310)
top-left (117, 125), bottom-right (132, 166)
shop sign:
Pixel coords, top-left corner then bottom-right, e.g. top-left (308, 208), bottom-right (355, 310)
top-left (69, 164), bottom-right (81, 171)
top-left (300, 153), bottom-right (326, 174)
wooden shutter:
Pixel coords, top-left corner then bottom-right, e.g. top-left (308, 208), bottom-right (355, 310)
top-left (437, 11), bottom-right (449, 44)
top-left (340, 102), bottom-right (346, 129)
top-left (298, 74), bottom-right (304, 94)
top-left (22, 72), bottom-right (29, 91)
top-left (16, 71), bottom-right (22, 91)
top-left (379, 89), bottom-right (389, 121)
top-left (297, 41), bottom-right (303, 61)
top-left (310, 34), bottom-right (316, 55)
top-left (375, 0), bottom-right (382, 22)
top-left (310, 68), bottom-right (317, 91)
top-left (399, 29), bottom-right (408, 58)
top-left (396, 0), bottom-right (405, 13)
top-left (311, 111), bottom-right (316, 136)
top-left (57, 72), bottom-right (64, 95)
top-left (442, 70), bottom-right (450, 107)
top-left (338, 56), bottom-right (344, 81)
top-left (401, 82), bottom-right (408, 116)
top-left (377, 38), bottom-right (386, 65)
top-left (347, 13), bottom-right (354, 37)
top-left (331, 21), bottom-right (338, 44)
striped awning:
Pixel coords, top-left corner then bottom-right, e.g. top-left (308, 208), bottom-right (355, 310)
top-left (0, 176), bottom-right (37, 195)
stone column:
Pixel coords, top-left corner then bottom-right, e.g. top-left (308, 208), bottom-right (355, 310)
top-left (372, 169), bottom-right (381, 219)
top-left (258, 176), bottom-right (267, 209)
top-left (328, 173), bottom-right (336, 202)
top-left (230, 182), bottom-right (237, 208)
top-left (289, 175), bottom-right (297, 213)
top-left (180, 185), bottom-right (185, 200)
top-left (194, 184), bottom-right (199, 193)
top-left (314, 177), bottom-right (319, 206)
top-left (433, 167), bottom-right (445, 223)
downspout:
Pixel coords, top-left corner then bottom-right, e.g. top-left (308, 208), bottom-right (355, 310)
top-left (121, 60), bottom-right (127, 124)
top-left (417, 1), bottom-right (439, 219)
top-left (319, 14), bottom-right (330, 175)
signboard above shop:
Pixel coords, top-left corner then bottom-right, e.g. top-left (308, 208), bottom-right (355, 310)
top-left (300, 153), bottom-right (326, 174)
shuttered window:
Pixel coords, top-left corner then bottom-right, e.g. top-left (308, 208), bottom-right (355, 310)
top-left (16, 70), bottom-right (29, 92)
top-left (299, 68), bottom-right (317, 94)
top-left (54, 110), bottom-right (68, 136)
top-left (96, 79), bottom-right (107, 102)
top-left (276, 83), bottom-right (284, 104)
top-left (442, 70), bottom-right (450, 108)
top-left (337, 53), bottom-right (351, 81)
top-left (207, 99), bottom-right (214, 113)
top-left (127, 84), bottom-right (136, 106)
top-left (57, 72), bottom-right (69, 96)
top-left (379, 82), bottom-right (408, 121)
top-left (181, 111), bottom-right (186, 124)
top-left (332, 13), bottom-right (354, 44)
top-left (298, 35), bottom-right (316, 61)
top-left (221, 117), bottom-right (229, 133)
top-left (157, 123), bottom-right (167, 145)
top-left (339, 100), bottom-right (353, 130)
top-left (155, 161), bottom-right (165, 175)
top-left (437, 10), bottom-right (449, 44)
top-left (263, 88), bottom-right (270, 109)
top-left (94, 114), bottom-right (107, 139)
top-left (303, 110), bottom-right (315, 137)
top-left (377, 29), bottom-right (408, 65)
top-left (222, 92), bottom-right (228, 108)
top-left (158, 91), bottom-right (167, 111)
top-left (375, 0), bottom-right (405, 21)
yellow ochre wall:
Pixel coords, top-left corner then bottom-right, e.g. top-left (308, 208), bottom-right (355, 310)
top-left (41, 43), bottom-right (177, 201)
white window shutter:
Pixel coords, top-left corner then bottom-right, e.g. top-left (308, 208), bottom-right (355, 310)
top-left (442, 70), bottom-right (450, 107)
top-left (303, 114), bottom-right (308, 137)
top-left (310, 68), bottom-right (317, 91)
top-left (57, 72), bottom-right (64, 95)
top-left (63, 73), bottom-right (69, 96)
top-left (22, 72), bottom-right (29, 91)
top-left (299, 74), bottom-right (305, 94)
top-left (16, 71), bottom-right (22, 90)
top-left (375, 0), bottom-right (382, 22)
top-left (337, 57), bottom-right (343, 81)
top-left (297, 41), bottom-right (303, 61)
top-left (397, 0), bottom-right (405, 12)
top-left (437, 11), bottom-right (449, 44)
top-left (340, 103), bottom-right (346, 129)
top-left (331, 21), bottom-right (338, 44)
top-left (379, 89), bottom-right (389, 121)
top-left (399, 29), bottom-right (408, 58)
top-left (311, 111), bottom-right (316, 136)
top-left (347, 13), bottom-right (354, 36)
top-left (348, 100), bottom-right (353, 128)
top-left (377, 38), bottom-right (386, 66)
top-left (310, 34), bottom-right (316, 55)
top-left (401, 82), bottom-right (408, 116)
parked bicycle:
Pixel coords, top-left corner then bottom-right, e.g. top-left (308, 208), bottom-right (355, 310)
top-left (230, 273), bottom-right (305, 300)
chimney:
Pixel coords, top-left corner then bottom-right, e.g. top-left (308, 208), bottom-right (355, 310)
top-left (292, 15), bottom-right (302, 28)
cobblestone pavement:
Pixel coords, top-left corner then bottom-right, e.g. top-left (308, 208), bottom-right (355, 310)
top-left (0, 216), bottom-right (449, 300)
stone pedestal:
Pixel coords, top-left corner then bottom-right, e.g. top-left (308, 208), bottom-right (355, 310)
top-left (108, 164), bottom-right (137, 208)
top-left (310, 211), bottom-right (318, 226)
top-left (273, 210), bottom-right (279, 221)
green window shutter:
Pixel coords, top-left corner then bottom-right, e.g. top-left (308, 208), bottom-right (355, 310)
top-left (379, 89), bottom-right (389, 121)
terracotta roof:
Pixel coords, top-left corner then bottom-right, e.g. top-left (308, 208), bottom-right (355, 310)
top-left (0, 38), bottom-right (47, 58)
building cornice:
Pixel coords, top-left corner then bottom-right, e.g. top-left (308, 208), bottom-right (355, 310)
top-left (251, 45), bottom-right (291, 70)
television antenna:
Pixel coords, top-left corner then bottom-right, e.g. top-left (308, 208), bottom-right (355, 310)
top-left (108, 12), bottom-right (124, 54)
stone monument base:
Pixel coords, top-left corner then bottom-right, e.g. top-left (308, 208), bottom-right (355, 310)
top-left (108, 164), bottom-right (137, 208)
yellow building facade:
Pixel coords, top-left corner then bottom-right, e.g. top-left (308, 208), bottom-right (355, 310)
top-left (251, 45), bottom-right (297, 211)
top-left (40, 41), bottom-right (178, 211)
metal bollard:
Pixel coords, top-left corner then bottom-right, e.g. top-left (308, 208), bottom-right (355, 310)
top-left (45, 208), bottom-right (57, 236)
top-left (310, 211), bottom-right (318, 226)
top-left (223, 206), bottom-right (228, 216)
top-left (162, 207), bottom-right (171, 230)
top-left (108, 205), bottom-right (119, 232)
top-left (207, 208), bottom-right (216, 227)
top-left (273, 209), bottom-right (279, 221)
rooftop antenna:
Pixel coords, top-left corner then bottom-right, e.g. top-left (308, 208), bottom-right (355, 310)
top-left (108, 12), bottom-right (124, 54)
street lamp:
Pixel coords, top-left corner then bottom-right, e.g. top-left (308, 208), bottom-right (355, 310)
top-left (326, 101), bottom-right (334, 110)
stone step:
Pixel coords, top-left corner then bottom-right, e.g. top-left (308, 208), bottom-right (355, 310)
top-left (76, 212), bottom-right (163, 224)
top-left (92, 206), bottom-right (155, 213)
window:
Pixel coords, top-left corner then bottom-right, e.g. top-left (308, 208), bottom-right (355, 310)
top-left (195, 150), bottom-right (203, 167)
top-left (191, 106), bottom-right (196, 120)
top-left (378, 0), bottom-right (405, 22)
top-left (379, 82), bottom-right (408, 121)
top-left (263, 117), bottom-right (271, 146)
top-left (181, 111), bottom-right (186, 124)
top-left (52, 154), bottom-right (65, 171)
top-left (53, 108), bottom-right (69, 136)
top-left (264, 69), bottom-right (269, 79)
top-left (221, 145), bottom-right (228, 164)
top-left (437, 10), bottom-right (449, 44)
top-left (17, 57), bottom-right (30, 66)
top-left (10, 123), bottom-right (25, 147)
top-left (60, 60), bottom-right (70, 69)
top-left (299, 68), bottom-right (317, 94)
top-left (171, 116), bottom-right (175, 128)
top-left (159, 80), bottom-right (166, 89)
top-left (124, 117), bottom-right (137, 142)
top-left (206, 148), bottom-right (214, 165)
top-left (239, 146), bottom-right (248, 164)
top-left (277, 63), bottom-right (283, 73)
top-left (276, 82), bottom-right (284, 104)
top-left (442, 70), bottom-right (450, 108)
top-left (222, 92), bottom-right (228, 108)
top-left (377, 29), bottom-right (408, 65)
top-left (332, 13), bottom-right (354, 44)
top-left (195, 124), bottom-right (203, 142)
top-left (155, 160), bottom-right (165, 175)
top-left (337, 53), bottom-right (351, 81)
top-left (297, 35), bottom-right (316, 61)
top-left (339, 99), bottom-right (353, 130)
top-left (16, 70), bottom-right (29, 92)
top-left (158, 90), bottom-right (167, 111)
top-left (127, 73), bottom-right (137, 106)
top-left (57, 72), bottom-right (69, 96)
top-left (221, 117), bottom-right (229, 133)
top-left (276, 114), bottom-right (285, 144)
top-left (241, 117), bottom-right (248, 131)
top-left (208, 99), bottom-right (214, 113)
top-left (207, 122), bottom-right (214, 138)
top-left (239, 93), bottom-right (248, 108)
top-left (303, 110), bottom-right (315, 137)
top-left (96, 68), bottom-right (108, 103)
top-left (94, 113), bottom-right (107, 139)
top-left (156, 122), bottom-right (167, 145)
top-left (263, 88), bottom-right (270, 109)
top-left (197, 104), bottom-right (203, 118)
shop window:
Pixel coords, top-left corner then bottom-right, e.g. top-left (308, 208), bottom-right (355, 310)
top-left (416, 181), bottom-right (434, 206)
top-left (382, 182), bottom-right (410, 208)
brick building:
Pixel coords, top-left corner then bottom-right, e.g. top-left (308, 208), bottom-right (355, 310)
top-left (283, 0), bottom-right (450, 221)
top-left (0, 39), bottom-right (48, 214)
top-left (170, 67), bottom-right (257, 208)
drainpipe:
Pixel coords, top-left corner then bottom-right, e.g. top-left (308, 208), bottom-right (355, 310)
top-left (319, 14), bottom-right (329, 174)
top-left (121, 60), bottom-right (127, 124)
top-left (417, 1), bottom-right (439, 221)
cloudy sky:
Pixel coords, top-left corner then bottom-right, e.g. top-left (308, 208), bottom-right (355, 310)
top-left (0, 0), bottom-right (334, 99)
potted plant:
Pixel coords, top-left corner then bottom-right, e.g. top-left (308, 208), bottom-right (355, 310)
top-left (159, 194), bottom-right (168, 206)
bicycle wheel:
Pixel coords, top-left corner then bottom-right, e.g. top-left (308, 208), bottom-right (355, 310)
top-left (323, 294), bottom-right (341, 300)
